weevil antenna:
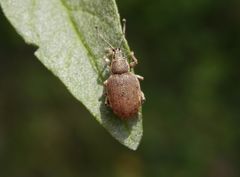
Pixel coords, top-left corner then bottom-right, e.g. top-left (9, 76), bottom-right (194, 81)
top-left (95, 26), bottom-right (114, 49)
top-left (118, 18), bottom-right (126, 48)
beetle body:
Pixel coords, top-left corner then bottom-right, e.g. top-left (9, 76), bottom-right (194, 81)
top-left (97, 19), bottom-right (145, 119)
top-left (104, 49), bottom-right (145, 119)
top-left (105, 72), bottom-right (142, 118)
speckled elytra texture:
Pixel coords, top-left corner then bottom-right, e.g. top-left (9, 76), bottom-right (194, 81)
top-left (106, 72), bottom-right (142, 118)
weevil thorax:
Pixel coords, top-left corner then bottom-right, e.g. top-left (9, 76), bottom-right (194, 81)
top-left (111, 48), bottom-right (130, 74)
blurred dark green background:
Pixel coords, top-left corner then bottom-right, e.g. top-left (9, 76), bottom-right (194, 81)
top-left (0, 0), bottom-right (240, 177)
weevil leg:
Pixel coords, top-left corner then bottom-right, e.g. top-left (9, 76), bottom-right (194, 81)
top-left (129, 51), bottom-right (138, 68)
top-left (103, 80), bottom-right (110, 106)
top-left (141, 91), bottom-right (146, 104)
top-left (105, 96), bottom-right (110, 106)
top-left (103, 56), bottom-right (111, 66)
top-left (105, 48), bottom-right (114, 59)
top-left (105, 47), bottom-right (113, 56)
top-left (105, 47), bottom-right (115, 62)
top-left (136, 74), bottom-right (144, 81)
top-left (103, 80), bottom-right (108, 86)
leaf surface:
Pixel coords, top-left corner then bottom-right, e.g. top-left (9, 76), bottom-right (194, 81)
top-left (0, 0), bottom-right (143, 150)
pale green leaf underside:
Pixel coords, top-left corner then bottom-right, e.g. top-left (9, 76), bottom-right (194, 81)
top-left (0, 0), bottom-right (142, 150)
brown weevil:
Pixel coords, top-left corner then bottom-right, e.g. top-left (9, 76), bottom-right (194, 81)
top-left (96, 19), bottom-right (145, 119)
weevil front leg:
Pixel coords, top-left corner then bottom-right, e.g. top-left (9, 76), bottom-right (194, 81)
top-left (103, 56), bottom-right (111, 66)
top-left (103, 47), bottom-right (114, 68)
top-left (105, 47), bottom-right (115, 62)
top-left (129, 51), bottom-right (138, 68)
top-left (105, 47), bottom-right (113, 57)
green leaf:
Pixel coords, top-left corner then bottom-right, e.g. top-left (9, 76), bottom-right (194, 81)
top-left (0, 0), bottom-right (142, 150)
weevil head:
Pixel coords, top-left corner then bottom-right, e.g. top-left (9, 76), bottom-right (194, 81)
top-left (113, 48), bottom-right (123, 59)
top-left (111, 48), bottom-right (129, 74)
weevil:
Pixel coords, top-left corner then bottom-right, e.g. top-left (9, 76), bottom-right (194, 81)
top-left (96, 19), bottom-right (145, 119)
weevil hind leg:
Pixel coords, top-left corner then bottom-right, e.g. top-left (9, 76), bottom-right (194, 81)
top-left (103, 80), bottom-right (110, 106)
top-left (141, 91), bottom-right (146, 104)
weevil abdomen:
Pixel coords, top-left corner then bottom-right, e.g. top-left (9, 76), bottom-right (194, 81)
top-left (106, 72), bottom-right (142, 118)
